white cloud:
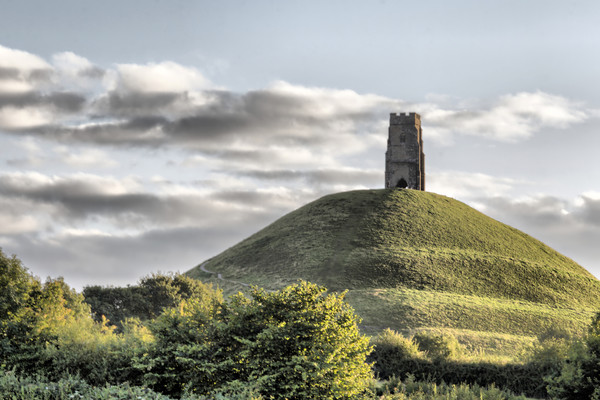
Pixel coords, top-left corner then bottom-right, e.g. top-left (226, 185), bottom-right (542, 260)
top-left (0, 210), bottom-right (39, 234)
top-left (108, 61), bottom-right (213, 93)
top-left (0, 44), bottom-right (53, 93)
top-left (0, 44), bottom-right (51, 70)
top-left (52, 51), bottom-right (104, 91)
top-left (0, 105), bottom-right (54, 129)
top-left (0, 171), bottom-right (141, 197)
top-left (52, 52), bottom-right (95, 74)
top-left (423, 91), bottom-right (588, 143)
top-left (427, 170), bottom-right (520, 199)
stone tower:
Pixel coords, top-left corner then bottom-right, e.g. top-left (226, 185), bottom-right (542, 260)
top-left (385, 112), bottom-right (425, 190)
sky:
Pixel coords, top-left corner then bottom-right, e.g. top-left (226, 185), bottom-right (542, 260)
top-left (1, 0), bottom-right (600, 290)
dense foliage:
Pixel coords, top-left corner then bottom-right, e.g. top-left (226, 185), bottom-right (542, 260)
top-left (140, 281), bottom-right (373, 399)
top-left (83, 273), bottom-right (222, 331)
top-left (0, 370), bottom-right (533, 400)
top-left (368, 328), bottom-right (569, 399)
top-left (546, 312), bottom-right (600, 399)
top-left (5, 247), bottom-right (600, 399)
top-left (1, 249), bottom-right (373, 399)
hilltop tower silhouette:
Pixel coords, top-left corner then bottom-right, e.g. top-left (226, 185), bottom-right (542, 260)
top-left (385, 112), bottom-right (425, 190)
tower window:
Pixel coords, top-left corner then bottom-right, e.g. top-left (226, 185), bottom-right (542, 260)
top-left (396, 178), bottom-right (408, 188)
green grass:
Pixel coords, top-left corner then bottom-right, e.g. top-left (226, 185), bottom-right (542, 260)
top-left (346, 287), bottom-right (594, 360)
top-left (347, 287), bottom-right (594, 337)
top-left (186, 189), bottom-right (600, 357)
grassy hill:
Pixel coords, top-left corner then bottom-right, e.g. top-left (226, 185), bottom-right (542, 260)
top-left (187, 189), bottom-right (600, 354)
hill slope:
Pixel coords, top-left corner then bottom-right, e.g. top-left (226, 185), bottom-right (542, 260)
top-left (187, 189), bottom-right (600, 349)
top-left (188, 189), bottom-right (600, 307)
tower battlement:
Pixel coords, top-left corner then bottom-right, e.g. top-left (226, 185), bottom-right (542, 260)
top-left (385, 112), bottom-right (425, 190)
top-left (389, 112), bottom-right (421, 126)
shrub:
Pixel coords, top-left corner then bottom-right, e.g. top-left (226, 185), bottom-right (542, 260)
top-left (0, 369), bottom-right (167, 400)
top-left (369, 329), bottom-right (423, 379)
top-left (141, 281), bottom-right (373, 399)
top-left (546, 311), bottom-right (600, 400)
top-left (375, 375), bottom-right (530, 399)
top-left (412, 332), bottom-right (464, 361)
top-left (83, 273), bottom-right (223, 331)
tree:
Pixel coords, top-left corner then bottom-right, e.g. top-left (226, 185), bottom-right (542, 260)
top-left (142, 281), bottom-right (373, 399)
top-left (0, 248), bottom-right (40, 321)
top-left (0, 248), bottom-right (42, 369)
top-left (83, 273), bottom-right (221, 331)
top-left (225, 282), bottom-right (373, 399)
top-left (547, 312), bottom-right (600, 399)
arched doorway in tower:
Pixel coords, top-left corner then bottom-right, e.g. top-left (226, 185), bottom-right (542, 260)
top-left (396, 178), bottom-right (408, 188)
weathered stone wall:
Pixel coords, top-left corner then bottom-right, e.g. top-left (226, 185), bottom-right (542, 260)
top-left (385, 112), bottom-right (425, 190)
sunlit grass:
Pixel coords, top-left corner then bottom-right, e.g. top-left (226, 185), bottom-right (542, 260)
top-left (187, 189), bottom-right (600, 360)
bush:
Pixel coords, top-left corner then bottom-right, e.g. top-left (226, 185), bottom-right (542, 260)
top-left (375, 375), bottom-right (530, 399)
top-left (369, 329), bottom-right (423, 379)
top-left (83, 273), bottom-right (223, 331)
top-left (0, 369), bottom-right (177, 400)
top-left (370, 330), bottom-right (549, 398)
top-left (546, 311), bottom-right (600, 400)
top-left (412, 332), bottom-right (464, 361)
top-left (141, 281), bottom-right (373, 399)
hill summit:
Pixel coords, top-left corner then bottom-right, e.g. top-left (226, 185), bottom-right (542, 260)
top-left (188, 189), bottom-right (599, 308)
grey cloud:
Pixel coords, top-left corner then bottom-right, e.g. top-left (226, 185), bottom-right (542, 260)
top-left (168, 113), bottom-right (247, 141)
top-left (98, 92), bottom-right (184, 116)
top-left (78, 66), bottom-right (105, 79)
top-left (27, 68), bottom-right (54, 83)
top-left (36, 116), bottom-right (169, 146)
top-left (0, 91), bottom-right (86, 112)
top-left (234, 168), bottom-right (381, 187)
top-left (479, 195), bottom-right (568, 228)
top-left (49, 92), bottom-right (87, 112)
top-left (483, 195), bottom-right (600, 232)
top-left (3, 225), bottom-right (257, 289)
top-left (0, 67), bottom-right (20, 80)
top-left (19, 85), bottom-right (389, 152)
top-left (573, 196), bottom-right (600, 227)
top-left (0, 67), bottom-right (53, 84)
top-left (0, 173), bottom-right (290, 231)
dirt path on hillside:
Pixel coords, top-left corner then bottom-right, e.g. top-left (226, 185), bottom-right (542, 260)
top-left (199, 262), bottom-right (250, 287)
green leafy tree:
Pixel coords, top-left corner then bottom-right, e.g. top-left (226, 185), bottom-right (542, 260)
top-left (0, 248), bottom-right (41, 321)
top-left (368, 329), bottom-right (423, 379)
top-left (138, 285), bottom-right (224, 395)
top-left (83, 273), bottom-right (218, 330)
top-left (547, 312), bottom-right (600, 399)
top-left (413, 332), bottom-right (464, 361)
top-left (224, 282), bottom-right (373, 399)
top-left (142, 281), bottom-right (373, 399)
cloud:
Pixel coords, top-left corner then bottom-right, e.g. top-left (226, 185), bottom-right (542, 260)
top-left (0, 45), bottom-right (592, 161)
top-left (422, 91), bottom-right (588, 143)
top-left (0, 171), bottom-right (307, 235)
top-left (1, 43), bottom-right (599, 287)
top-left (1, 223), bottom-right (263, 290)
top-left (0, 44), bottom-right (52, 93)
top-left (232, 167), bottom-right (381, 188)
top-left (52, 52), bottom-right (105, 91)
top-left (427, 170), bottom-right (522, 200)
top-left (106, 61), bottom-right (213, 94)
top-left (52, 52), bottom-right (103, 78)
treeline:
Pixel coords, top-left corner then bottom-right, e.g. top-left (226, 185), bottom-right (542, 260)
top-left (2, 247), bottom-right (600, 399)
top-left (1, 248), bottom-right (371, 399)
